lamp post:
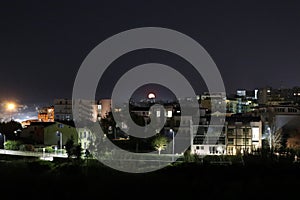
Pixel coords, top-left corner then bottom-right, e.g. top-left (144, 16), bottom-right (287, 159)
top-left (0, 133), bottom-right (6, 149)
top-left (267, 127), bottom-right (271, 151)
top-left (43, 147), bottom-right (45, 158)
top-left (60, 132), bottom-right (62, 151)
top-left (56, 131), bottom-right (63, 152)
top-left (170, 129), bottom-right (174, 162)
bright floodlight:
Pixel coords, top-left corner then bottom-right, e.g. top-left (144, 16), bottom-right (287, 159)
top-left (7, 103), bottom-right (16, 111)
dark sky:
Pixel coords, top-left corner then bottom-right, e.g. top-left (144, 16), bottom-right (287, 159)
top-left (1, 0), bottom-right (300, 105)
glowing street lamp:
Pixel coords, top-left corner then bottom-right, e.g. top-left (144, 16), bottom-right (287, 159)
top-left (7, 103), bottom-right (15, 111)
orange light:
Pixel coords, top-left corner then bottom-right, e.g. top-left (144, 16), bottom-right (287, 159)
top-left (7, 103), bottom-right (16, 111)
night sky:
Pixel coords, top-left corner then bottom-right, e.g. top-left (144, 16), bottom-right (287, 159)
top-left (1, 0), bottom-right (300, 105)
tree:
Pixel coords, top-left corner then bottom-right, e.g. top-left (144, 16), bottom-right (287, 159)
top-left (270, 128), bottom-right (283, 151)
top-left (65, 136), bottom-right (83, 159)
top-left (65, 136), bottom-right (75, 158)
top-left (262, 110), bottom-right (283, 152)
top-left (0, 120), bottom-right (22, 140)
top-left (286, 133), bottom-right (300, 153)
top-left (152, 135), bottom-right (168, 155)
top-left (74, 143), bottom-right (83, 160)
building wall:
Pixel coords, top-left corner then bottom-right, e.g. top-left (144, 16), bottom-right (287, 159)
top-left (38, 106), bottom-right (54, 122)
top-left (43, 122), bottom-right (78, 147)
top-left (200, 92), bottom-right (227, 113)
top-left (191, 124), bottom-right (227, 155)
top-left (189, 119), bottom-right (262, 156)
top-left (226, 121), bottom-right (262, 155)
top-left (77, 127), bottom-right (95, 150)
top-left (54, 99), bottom-right (73, 121)
top-left (73, 99), bottom-right (99, 122)
top-left (100, 99), bottom-right (112, 118)
top-left (21, 123), bottom-right (48, 144)
top-left (55, 98), bottom-right (101, 122)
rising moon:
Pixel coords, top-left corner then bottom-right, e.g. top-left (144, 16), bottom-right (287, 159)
top-left (147, 92), bottom-right (156, 99)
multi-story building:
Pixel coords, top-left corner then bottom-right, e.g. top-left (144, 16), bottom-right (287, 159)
top-left (226, 89), bottom-right (258, 115)
top-left (73, 99), bottom-right (99, 123)
top-left (190, 113), bottom-right (262, 156)
top-left (54, 99), bottom-right (73, 121)
top-left (190, 119), bottom-right (226, 156)
top-left (225, 116), bottom-right (262, 155)
top-left (226, 98), bottom-right (257, 114)
top-left (21, 121), bottom-right (77, 147)
top-left (200, 92), bottom-right (227, 113)
top-left (38, 106), bottom-right (54, 122)
top-left (253, 105), bottom-right (300, 149)
top-left (257, 86), bottom-right (300, 106)
top-left (99, 99), bottom-right (112, 119)
top-left (54, 98), bottom-right (105, 122)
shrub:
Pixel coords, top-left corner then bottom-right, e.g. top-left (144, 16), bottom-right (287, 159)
top-left (19, 144), bottom-right (35, 151)
top-left (45, 146), bottom-right (55, 153)
top-left (4, 140), bottom-right (22, 150)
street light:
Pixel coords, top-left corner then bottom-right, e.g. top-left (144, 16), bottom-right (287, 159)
top-left (56, 131), bottom-right (63, 152)
top-left (7, 103), bottom-right (15, 110)
top-left (0, 133), bottom-right (6, 149)
top-left (43, 147), bottom-right (46, 158)
top-left (170, 129), bottom-right (175, 162)
top-left (267, 127), bottom-right (271, 150)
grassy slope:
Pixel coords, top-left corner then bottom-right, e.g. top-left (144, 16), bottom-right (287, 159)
top-left (0, 155), bottom-right (299, 199)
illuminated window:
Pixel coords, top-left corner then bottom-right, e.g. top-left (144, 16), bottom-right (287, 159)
top-left (252, 127), bottom-right (259, 141)
top-left (156, 111), bottom-right (160, 117)
top-left (167, 111), bottom-right (172, 117)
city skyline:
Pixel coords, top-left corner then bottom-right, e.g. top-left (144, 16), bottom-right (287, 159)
top-left (1, 1), bottom-right (300, 197)
top-left (1, 1), bottom-right (300, 105)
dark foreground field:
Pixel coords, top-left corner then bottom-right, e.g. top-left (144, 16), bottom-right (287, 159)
top-left (0, 155), bottom-right (300, 199)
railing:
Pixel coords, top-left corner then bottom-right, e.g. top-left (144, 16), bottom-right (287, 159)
top-left (0, 149), bottom-right (67, 158)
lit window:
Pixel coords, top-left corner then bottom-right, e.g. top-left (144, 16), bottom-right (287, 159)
top-left (156, 111), bottom-right (160, 117)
